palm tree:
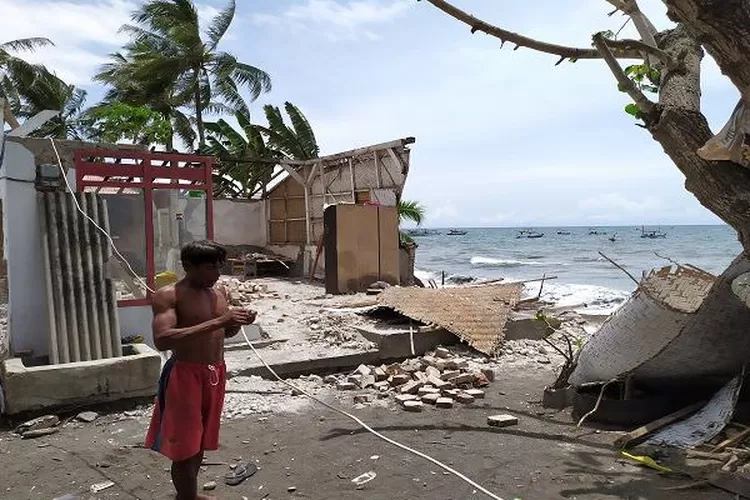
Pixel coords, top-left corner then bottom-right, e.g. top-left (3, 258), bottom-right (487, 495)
top-left (259, 102), bottom-right (319, 161)
top-left (0, 37), bottom-right (54, 114)
top-left (18, 73), bottom-right (87, 139)
top-left (398, 200), bottom-right (426, 226)
top-left (206, 101), bottom-right (319, 198)
top-left (205, 108), bottom-right (278, 197)
top-left (398, 200), bottom-right (426, 245)
top-left (97, 0), bottom-right (271, 150)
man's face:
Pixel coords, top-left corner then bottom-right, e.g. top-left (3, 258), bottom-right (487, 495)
top-left (186, 262), bottom-right (222, 288)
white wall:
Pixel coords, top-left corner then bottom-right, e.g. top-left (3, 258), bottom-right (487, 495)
top-left (118, 305), bottom-right (154, 345)
top-left (1, 141), bottom-right (51, 358)
top-left (213, 199), bottom-right (266, 247)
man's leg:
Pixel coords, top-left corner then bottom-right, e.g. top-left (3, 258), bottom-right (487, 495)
top-left (171, 452), bottom-right (206, 500)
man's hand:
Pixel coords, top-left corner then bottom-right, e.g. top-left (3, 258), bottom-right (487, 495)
top-left (221, 308), bottom-right (256, 327)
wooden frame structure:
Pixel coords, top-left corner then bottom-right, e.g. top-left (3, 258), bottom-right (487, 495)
top-left (265, 137), bottom-right (415, 246)
top-left (75, 149), bottom-right (215, 306)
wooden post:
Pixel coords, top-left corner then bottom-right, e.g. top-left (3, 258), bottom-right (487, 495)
top-left (374, 152), bottom-right (382, 188)
top-left (304, 184), bottom-right (311, 246)
top-left (348, 158), bottom-right (356, 203)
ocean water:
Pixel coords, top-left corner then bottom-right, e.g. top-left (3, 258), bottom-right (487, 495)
top-left (413, 225), bottom-right (742, 315)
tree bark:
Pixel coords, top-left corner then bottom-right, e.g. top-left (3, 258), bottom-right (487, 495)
top-left (194, 80), bottom-right (205, 151)
top-left (645, 25), bottom-right (750, 250)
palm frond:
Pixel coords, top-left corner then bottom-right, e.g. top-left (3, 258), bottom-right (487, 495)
top-left (284, 101), bottom-right (319, 159)
top-left (397, 200), bottom-right (426, 226)
top-left (206, 0), bottom-right (235, 49)
top-left (0, 38), bottom-right (54, 53)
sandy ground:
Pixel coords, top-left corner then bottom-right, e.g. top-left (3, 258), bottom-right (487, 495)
top-left (0, 366), bottom-right (731, 500)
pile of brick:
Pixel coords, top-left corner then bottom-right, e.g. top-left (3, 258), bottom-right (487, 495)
top-left (327, 347), bottom-right (494, 412)
top-left (220, 277), bottom-right (278, 305)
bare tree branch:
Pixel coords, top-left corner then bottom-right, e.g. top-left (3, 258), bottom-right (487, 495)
top-left (605, 38), bottom-right (676, 68)
top-left (419, 0), bottom-right (643, 63)
top-left (593, 32), bottom-right (656, 115)
top-left (605, 0), bottom-right (658, 43)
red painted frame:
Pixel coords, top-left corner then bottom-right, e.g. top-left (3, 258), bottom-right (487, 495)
top-left (74, 149), bottom-right (215, 307)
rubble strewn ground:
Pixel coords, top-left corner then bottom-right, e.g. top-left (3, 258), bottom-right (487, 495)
top-left (10, 276), bottom-right (715, 499)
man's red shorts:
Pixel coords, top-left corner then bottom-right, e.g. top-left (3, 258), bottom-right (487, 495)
top-left (145, 358), bottom-right (226, 461)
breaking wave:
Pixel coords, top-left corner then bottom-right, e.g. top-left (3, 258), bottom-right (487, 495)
top-left (470, 256), bottom-right (554, 267)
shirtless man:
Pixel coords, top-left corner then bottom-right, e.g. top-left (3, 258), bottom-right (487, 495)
top-left (145, 240), bottom-right (256, 499)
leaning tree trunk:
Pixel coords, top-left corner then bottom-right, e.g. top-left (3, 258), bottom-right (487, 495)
top-left (645, 4), bottom-right (750, 252)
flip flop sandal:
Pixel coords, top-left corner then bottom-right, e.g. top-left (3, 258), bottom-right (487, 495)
top-left (225, 462), bottom-right (258, 486)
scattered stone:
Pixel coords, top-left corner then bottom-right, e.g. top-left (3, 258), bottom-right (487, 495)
top-left (538, 346), bottom-right (548, 355)
top-left (90, 481), bottom-right (115, 493)
top-left (456, 392), bottom-right (475, 404)
top-left (22, 428), bottom-right (59, 439)
top-left (436, 398), bottom-right (454, 409)
top-left (395, 394), bottom-right (418, 405)
top-left (15, 415), bottom-right (59, 436)
top-left (473, 372), bottom-right (491, 388)
top-left (358, 375), bottom-right (376, 389)
top-left (443, 388), bottom-right (461, 397)
top-left (348, 374), bottom-right (363, 386)
top-left (324, 374), bottom-right (339, 385)
top-left (428, 376), bottom-right (452, 390)
top-left (465, 389), bottom-right (485, 399)
top-left (400, 380), bottom-right (424, 395)
top-left (488, 414), bottom-right (519, 428)
top-left (440, 370), bottom-right (461, 381)
top-left (451, 358), bottom-right (469, 370)
top-left (203, 481), bottom-right (217, 491)
top-left (403, 401), bottom-right (424, 412)
top-left (355, 364), bottom-right (372, 377)
top-left (288, 486), bottom-right (297, 492)
top-left (418, 386), bottom-right (439, 397)
top-left (76, 411), bottom-right (99, 423)
top-left (435, 347), bottom-right (451, 358)
top-left (536, 357), bottom-right (551, 365)
top-left (354, 394), bottom-right (373, 404)
top-left (425, 366), bottom-right (441, 379)
top-left (373, 381), bottom-right (390, 391)
top-left (447, 373), bottom-right (474, 386)
top-left (373, 367), bottom-right (387, 381)
top-left (414, 371), bottom-right (428, 382)
top-left (390, 374), bottom-right (410, 387)
top-left (421, 393), bottom-right (441, 405)
top-left (337, 382), bottom-right (356, 391)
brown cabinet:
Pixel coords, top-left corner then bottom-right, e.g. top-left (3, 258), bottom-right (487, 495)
top-left (324, 204), bottom-right (399, 294)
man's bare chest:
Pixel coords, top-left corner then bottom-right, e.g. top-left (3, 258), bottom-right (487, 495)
top-left (175, 289), bottom-right (228, 327)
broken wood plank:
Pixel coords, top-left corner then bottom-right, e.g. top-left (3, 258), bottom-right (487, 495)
top-left (707, 470), bottom-right (750, 498)
top-left (712, 426), bottom-right (750, 453)
top-left (614, 401), bottom-right (705, 449)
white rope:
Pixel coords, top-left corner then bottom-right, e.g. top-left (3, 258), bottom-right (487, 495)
top-left (241, 328), bottom-right (505, 500)
top-left (50, 138), bottom-right (505, 500)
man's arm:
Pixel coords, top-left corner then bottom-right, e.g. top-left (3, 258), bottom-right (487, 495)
top-left (219, 285), bottom-right (242, 339)
top-left (152, 288), bottom-right (227, 351)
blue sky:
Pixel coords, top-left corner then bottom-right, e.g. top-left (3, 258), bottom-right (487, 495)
top-left (1, 0), bottom-right (740, 227)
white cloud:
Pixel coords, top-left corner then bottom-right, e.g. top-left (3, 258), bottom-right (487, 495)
top-left (252, 0), bottom-right (411, 41)
top-left (0, 0), bottom-right (135, 85)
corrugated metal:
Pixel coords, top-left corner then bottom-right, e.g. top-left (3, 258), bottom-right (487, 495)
top-left (39, 191), bottom-right (122, 364)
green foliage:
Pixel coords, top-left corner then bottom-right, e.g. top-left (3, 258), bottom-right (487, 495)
top-left (85, 101), bottom-right (172, 145)
top-left (0, 37), bottom-right (56, 117)
top-left (95, 0), bottom-right (272, 149)
top-left (259, 102), bottom-right (320, 161)
top-left (15, 71), bottom-right (88, 139)
top-left (623, 64), bottom-right (661, 94)
top-left (398, 200), bottom-right (426, 226)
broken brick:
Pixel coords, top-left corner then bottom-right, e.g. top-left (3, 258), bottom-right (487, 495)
top-left (354, 394), bottom-right (373, 404)
top-left (354, 364), bottom-right (372, 377)
top-left (456, 392), bottom-right (475, 404)
top-left (373, 367), bottom-right (388, 381)
top-left (481, 368), bottom-right (496, 382)
top-left (347, 374), bottom-right (363, 386)
top-left (337, 382), bottom-right (356, 391)
top-left (414, 371), bottom-right (428, 382)
top-left (428, 376), bottom-right (453, 390)
top-left (390, 374), bottom-right (410, 387)
top-left (417, 386), bottom-right (440, 397)
top-left (421, 393), bottom-right (441, 405)
top-left (403, 401), bottom-right (424, 412)
top-left (447, 373), bottom-right (474, 386)
top-left (440, 370), bottom-right (461, 381)
top-left (436, 398), bottom-right (454, 409)
top-left (473, 372), bottom-right (490, 388)
top-left (487, 415), bottom-right (518, 428)
top-left (400, 380), bottom-right (424, 395)
top-left (435, 347), bottom-right (451, 358)
top-left (358, 375), bottom-right (376, 389)
top-left (465, 389), bottom-right (485, 399)
top-left (395, 394), bottom-right (418, 405)
top-left (425, 366), bottom-right (441, 379)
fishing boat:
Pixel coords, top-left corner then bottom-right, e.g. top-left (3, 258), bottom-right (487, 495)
top-left (447, 229), bottom-right (467, 236)
top-left (640, 226), bottom-right (667, 239)
top-left (557, 230), bottom-right (571, 235)
top-left (609, 234), bottom-right (617, 242)
top-left (407, 229), bottom-right (441, 237)
top-left (516, 230), bottom-right (544, 239)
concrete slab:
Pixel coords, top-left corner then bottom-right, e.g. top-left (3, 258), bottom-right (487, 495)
top-left (355, 324), bottom-right (457, 358)
top-left (226, 347), bottom-right (381, 379)
top-left (1, 344), bottom-right (161, 415)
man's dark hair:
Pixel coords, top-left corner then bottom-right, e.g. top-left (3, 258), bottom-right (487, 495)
top-left (181, 240), bottom-right (227, 268)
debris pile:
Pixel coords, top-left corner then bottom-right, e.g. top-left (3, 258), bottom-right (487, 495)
top-left (220, 277), bottom-right (277, 305)
top-left (327, 346), bottom-right (496, 412)
top-left (303, 312), bottom-right (374, 350)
